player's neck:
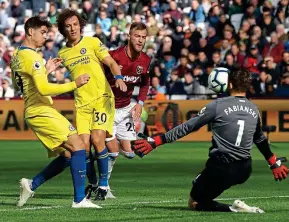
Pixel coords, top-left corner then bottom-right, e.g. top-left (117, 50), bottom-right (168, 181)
top-left (230, 92), bottom-right (246, 97)
top-left (67, 36), bottom-right (82, 47)
top-left (22, 39), bottom-right (37, 50)
top-left (126, 45), bottom-right (140, 60)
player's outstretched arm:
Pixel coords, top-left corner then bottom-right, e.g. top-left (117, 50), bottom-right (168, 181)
top-left (254, 114), bottom-right (289, 181)
top-left (131, 102), bottom-right (216, 157)
top-left (102, 56), bottom-right (127, 92)
top-left (33, 73), bottom-right (90, 96)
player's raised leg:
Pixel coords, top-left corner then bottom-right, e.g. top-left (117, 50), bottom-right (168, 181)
top-left (17, 109), bottom-right (100, 208)
top-left (30, 151), bottom-right (71, 193)
top-left (18, 150), bottom-right (72, 207)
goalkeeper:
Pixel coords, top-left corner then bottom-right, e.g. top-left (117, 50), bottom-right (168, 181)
top-left (131, 68), bottom-right (288, 213)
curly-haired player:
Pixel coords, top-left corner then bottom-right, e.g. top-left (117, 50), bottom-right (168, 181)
top-left (57, 9), bottom-right (127, 200)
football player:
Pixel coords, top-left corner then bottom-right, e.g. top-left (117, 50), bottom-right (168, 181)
top-left (86, 22), bottom-right (151, 199)
top-left (131, 68), bottom-right (288, 213)
top-left (11, 16), bottom-right (100, 208)
top-left (57, 9), bottom-right (127, 200)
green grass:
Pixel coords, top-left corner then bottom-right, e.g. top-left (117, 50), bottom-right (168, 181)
top-left (0, 141), bottom-right (288, 221)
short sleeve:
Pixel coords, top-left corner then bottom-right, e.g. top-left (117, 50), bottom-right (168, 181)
top-left (93, 37), bottom-right (110, 61)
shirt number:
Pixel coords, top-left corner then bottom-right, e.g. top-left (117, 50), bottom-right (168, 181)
top-left (235, 120), bottom-right (245, 147)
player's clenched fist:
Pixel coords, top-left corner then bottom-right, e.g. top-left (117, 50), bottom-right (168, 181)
top-left (75, 74), bottom-right (90, 87)
top-left (267, 154), bottom-right (289, 181)
top-left (116, 79), bottom-right (127, 92)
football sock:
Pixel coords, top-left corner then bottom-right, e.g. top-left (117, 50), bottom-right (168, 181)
top-left (70, 150), bottom-right (86, 203)
top-left (31, 155), bottom-right (71, 191)
top-left (108, 152), bottom-right (119, 180)
top-left (86, 153), bottom-right (98, 186)
top-left (195, 201), bottom-right (231, 212)
top-left (95, 147), bottom-right (109, 188)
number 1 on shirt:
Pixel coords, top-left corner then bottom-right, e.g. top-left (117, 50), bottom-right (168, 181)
top-left (235, 120), bottom-right (245, 147)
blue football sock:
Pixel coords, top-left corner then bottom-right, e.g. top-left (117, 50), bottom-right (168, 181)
top-left (96, 147), bottom-right (109, 187)
top-left (31, 155), bottom-right (71, 191)
top-left (86, 155), bottom-right (98, 186)
top-left (70, 150), bottom-right (86, 203)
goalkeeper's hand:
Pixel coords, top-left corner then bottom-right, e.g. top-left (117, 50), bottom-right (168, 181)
top-left (267, 154), bottom-right (289, 181)
top-left (131, 134), bottom-right (165, 158)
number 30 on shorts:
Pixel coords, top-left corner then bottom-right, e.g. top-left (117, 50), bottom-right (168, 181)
top-left (94, 111), bottom-right (107, 124)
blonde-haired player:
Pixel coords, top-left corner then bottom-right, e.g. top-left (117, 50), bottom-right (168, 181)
top-left (57, 9), bottom-right (127, 200)
top-left (11, 16), bottom-right (100, 208)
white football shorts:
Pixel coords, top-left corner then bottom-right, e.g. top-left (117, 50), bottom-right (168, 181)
top-left (105, 103), bottom-right (136, 142)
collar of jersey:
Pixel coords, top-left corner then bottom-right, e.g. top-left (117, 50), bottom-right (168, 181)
top-left (66, 36), bottom-right (83, 48)
top-left (19, 46), bottom-right (36, 51)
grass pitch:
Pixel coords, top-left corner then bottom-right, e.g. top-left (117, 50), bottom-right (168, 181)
top-left (0, 141), bottom-right (288, 221)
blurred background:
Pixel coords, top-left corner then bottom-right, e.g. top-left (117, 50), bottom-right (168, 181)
top-left (1, 0), bottom-right (289, 100)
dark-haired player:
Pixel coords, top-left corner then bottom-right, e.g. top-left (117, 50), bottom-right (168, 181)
top-left (131, 68), bottom-right (288, 213)
top-left (86, 22), bottom-right (151, 199)
top-left (57, 9), bottom-right (127, 200)
top-left (11, 16), bottom-right (100, 208)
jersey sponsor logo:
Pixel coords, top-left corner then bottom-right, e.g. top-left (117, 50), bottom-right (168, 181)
top-left (198, 107), bottom-right (206, 116)
top-left (123, 75), bottom-right (140, 83)
top-left (33, 61), bottom-right (41, 70)
top-left (69, 124), bottom-right (76, 131)
top-left (80, 48), bottom-right (86, 54)
top-left (136, 65), bottom-right (143, 75)
top-left (68, 56), bottom-right (90, 68)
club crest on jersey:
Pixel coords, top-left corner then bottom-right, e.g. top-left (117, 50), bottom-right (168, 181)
top-left (136, 65), bottom-right (143, 75)
top-left (80, 48), bottom-right (86, 54)
top-left (33, 61), bottom-right (41, 70)
top-left (69, 124), bottom-right (76, 131)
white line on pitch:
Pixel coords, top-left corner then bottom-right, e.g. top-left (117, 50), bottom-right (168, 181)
top-left (0, 195), bottom-right (288, 212)
top-left (100, 195), bottom-right (289, 206)
top-left (217, 195), bottom-right (289, 201)
top-left (0, 206), bottom-right (62, 212)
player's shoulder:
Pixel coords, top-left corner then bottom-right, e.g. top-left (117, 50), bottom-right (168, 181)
top-left (82, 36), bottom-right (97, 43)
top-left (215, 96), bottom-right (233, 103)
top-left (215, 96), bottom-right (258, 108)
top-left (11, 47), bottom-right (43, 72)
top-left (109, 46), bottom-right (125, 57)
top-left (208, 96), bottom-right (232, 109)
top-left (83, 36), bottom-right (106, 47)
top-left (16, 47), bottom-right (40, 59)
top-left (140, 51), bottom-right (151, 62)
top-left (246, 99), bottom-right (259, 110)
top-left (58, 45), bottom-right (66, 55)
top-left (16, 47), bottom-right (42, 66)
